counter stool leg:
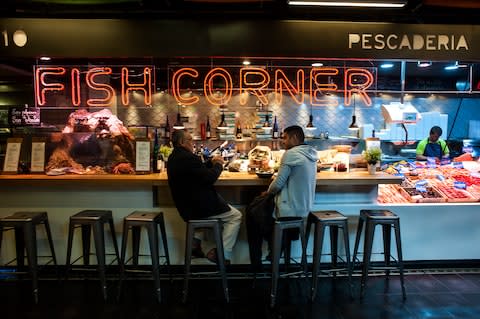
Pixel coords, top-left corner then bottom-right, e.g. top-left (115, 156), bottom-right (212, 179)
top-left (147, 223), bottom-right (162, 303)
top-left (131, 226), bottom-right (141, 265)
top-left (65, 221), bottom-right (75, 280)
top-left (157, 216), bottom-right (172, 281)
top-left (92, 222), bottom-right (107, 301)
top-left (24, 222), bottom-right (39, 304)
top-left (382, 224), bottom-right (392, 277)
top-left (182, 224), bottom-right (194, 304)
top-left (15, 227), bottom-right (25, 267)
top-left (43, 218), bottom-right (59, 279)
top-left (394, 222), bottom-right (406, 300)
top-left (360, 222), bottom-right (375, 299)
top-left (342, 221), bottom-right (354, 300)
top-left (299, 223), bottom-right (307, 274)
top-left (81, 225), bottom-right (92, 265)
top-left (330, 226), bottom-right (339, 277)
top-left (270, 224), bottom-right (282, 308)
top-left (311, 222), bottom-right (325, 301)
top-left (108, 219), bottom-right (121, 264)
top-left (117, 222), bottom-right (129, 301)
top-left (212, 223), bottom-right (229, 303)
top-left (352, 217), bottom-right (364, 268)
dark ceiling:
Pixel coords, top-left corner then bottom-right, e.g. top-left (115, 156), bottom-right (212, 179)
top-left (1, 0), bottom-right (480, 24)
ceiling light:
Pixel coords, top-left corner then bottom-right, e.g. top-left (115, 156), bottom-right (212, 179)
top-left (242, 60), bottom-right (251, 66)
top-left (288, 0), bottom-right (407, 8)
top-left (417, 61), bottom-right (432, 68)
top-left (311, 62), bottom-right (324, 67)
top-left (348, 95), bottom-right (359, 131)
top-left (172, 105), bottom-right (185, 130)
top-left (39, 56), bottom-right (51, 61)
top-left (305, 105), bottom-right (316, 130)
top-left (380, 62), bottom-right (394, 69)
top-left (217, 110), bottom-right (229, 130)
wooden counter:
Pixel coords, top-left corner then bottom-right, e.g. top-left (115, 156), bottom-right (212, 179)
top-left (0, 170), bottom-right (402, 186)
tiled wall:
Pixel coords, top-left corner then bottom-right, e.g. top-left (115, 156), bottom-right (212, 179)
top-left (117, 92), bottom-right (480, 140)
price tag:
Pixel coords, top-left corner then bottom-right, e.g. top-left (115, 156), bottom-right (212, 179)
top-left (415, 185), bottom-right (427, 192)
top-left (426, 162), bottom-right (437, 169)
top-left (454, 181), bottom-right (467, 190)
top-left (440, 158), bottom-right (451, 166)
top-left (394, 173), bottom-right (404, 178)
top-left (436, 174), bottom-right (445, 181)
top-left (453, 162), bottom-right (464, 169)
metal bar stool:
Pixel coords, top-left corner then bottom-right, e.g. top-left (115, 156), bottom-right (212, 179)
top-left (270, 216), bottom-right (307, 308)
top-left (352, 209), bottom-right (406, 300)
top-left (0, 211), bottom-right (58, 304)
top-left (118, 211), bottom-right (171, 303)
top-left (305, 211), bottom-right (353, 301)
top-left (65, 209), bottom-right (120, 301)
top-left (183, 219), bottom-right (229, 303)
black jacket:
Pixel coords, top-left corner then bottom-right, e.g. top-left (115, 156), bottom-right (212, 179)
top-left (167, 147), bottom-right (230, 221)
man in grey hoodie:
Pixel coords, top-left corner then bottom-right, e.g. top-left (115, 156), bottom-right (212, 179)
top-left (267, 125), bottom-right (318, 218)
top-left (246, 125), bottom-right (317, 271)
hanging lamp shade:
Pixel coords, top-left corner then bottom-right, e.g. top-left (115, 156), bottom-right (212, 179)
top-left (348, 115), bottom-right (359, 130)
top-left (217, 111), bottom-right (228, 130)
top-left (172, 105), bottom-right (185, 130)
top-left (305, 106), bottom-right (316, 130)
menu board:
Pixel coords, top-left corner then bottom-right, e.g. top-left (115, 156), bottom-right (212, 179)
top-left (30, 137), bottom-right (46, 173)
top-left (2, 138), bottom-right (22, 174)
top-left (135, 138), bottom-right (151, 173)
top-left (10, 106), bottom-right (41, 126)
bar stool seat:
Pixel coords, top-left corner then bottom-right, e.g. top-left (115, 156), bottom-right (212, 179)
top-left (0, 211), bottom-right (58, 304)
top-left (183, 219), bottom-right (229, 303)
top-left (352, 209), bottom-right (406, 299)
top-left (270, 216), bottom-right (307, 308)
top-left (65, 209), bottom-right (120, 301)
top-left (305, 211), bottom-right (353, 301)
top-left (119, 211), bottom-right (171, 303)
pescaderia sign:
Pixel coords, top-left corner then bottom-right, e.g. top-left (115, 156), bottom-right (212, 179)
top-left (348, 33), bottom-right (469, 51)
top-left (33, 65), bottom-right (377, 108)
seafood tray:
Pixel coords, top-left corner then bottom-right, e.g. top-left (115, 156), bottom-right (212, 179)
top-left (398, 187), bottom-right (446, 203)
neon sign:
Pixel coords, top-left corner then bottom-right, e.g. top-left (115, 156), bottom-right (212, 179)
top-left (34, 65), bottom-right (375, 108)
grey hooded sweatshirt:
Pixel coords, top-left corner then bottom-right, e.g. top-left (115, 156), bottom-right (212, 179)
top-left (267, 144), bottom-right (318, 217)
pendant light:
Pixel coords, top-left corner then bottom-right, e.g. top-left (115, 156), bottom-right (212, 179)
top-left (172, 104), bottom-right (185, 130)
top-left (217, 108), bottom-right (228, 130)
top-left (305, 104), bottom-right (316, 130)
top-left (348, 95), bottom-right (359, 131)
top-left (260, 102), bottom-right (272, 129)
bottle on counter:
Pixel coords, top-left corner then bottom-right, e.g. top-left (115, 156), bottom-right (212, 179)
top-left (165, 115), bottom-right (170, 139)
top-left (272, 116), bottom-right (279, 139)
top-left (206, 116), bottom-right (211, 139)
top-left (152, 128), bottom-right (160, 173)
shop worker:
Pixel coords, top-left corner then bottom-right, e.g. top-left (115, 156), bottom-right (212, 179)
top-left (416, 126), bottom-right (450, 161)
top-left (247, 125), bottom-right (317, 270)
top-left (167, 129), bottom-right (242, 265)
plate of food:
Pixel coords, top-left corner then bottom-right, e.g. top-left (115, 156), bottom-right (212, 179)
top-left (256, 170), bottom-right (274, 179)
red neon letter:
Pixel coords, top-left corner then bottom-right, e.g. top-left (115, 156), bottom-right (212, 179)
top-left (204, 68), bottom-right (233, 106)
top-left (172, 68), bottom-right (200, 106)
top-left (71, 68), bottom-right (81, 107)
top-left (35, 67), bottom-right (66, 106)
top-left (85, 67), bottom-right (115, 107)
top-left (344, 68), bottom-right (374, 106)
top-left (121, 67), bottom-right (152, 106)
top-left (239, 67), bottom-right (270, 106)
top-left (274, 69), bottom-right (305, 105)
top-left (310, 68), bottom-right (339, 107)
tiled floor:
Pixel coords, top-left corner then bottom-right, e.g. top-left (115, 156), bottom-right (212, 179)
top-left (1, 269), bottom-right (479, 319)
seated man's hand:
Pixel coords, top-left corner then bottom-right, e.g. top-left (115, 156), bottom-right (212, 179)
top-left (211, 155), bottom-right (225, 166)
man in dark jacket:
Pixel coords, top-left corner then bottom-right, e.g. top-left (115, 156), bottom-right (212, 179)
top-left (167, 129), bottom-right (242, 264)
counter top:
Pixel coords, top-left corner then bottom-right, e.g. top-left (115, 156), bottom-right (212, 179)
top-left (0, 170), bottom-right (402, 186)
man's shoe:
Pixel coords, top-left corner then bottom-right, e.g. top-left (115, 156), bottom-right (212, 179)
top-left (191, 238), bottom-right (205, 258)
top-left (206, 248), bottom-right (231, 266)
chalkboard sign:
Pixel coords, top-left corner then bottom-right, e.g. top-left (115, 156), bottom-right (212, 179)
top-left (9, 106), bottom-right (41, 126)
